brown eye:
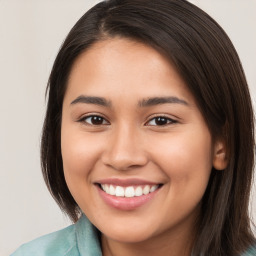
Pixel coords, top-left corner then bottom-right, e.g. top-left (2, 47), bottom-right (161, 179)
top-left (81, 115), bottom-right (109, 125)
top-left (147, 116), bottom-right (177, 126)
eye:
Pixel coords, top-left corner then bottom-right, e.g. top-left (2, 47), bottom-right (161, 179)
top-left (146, 116), bottom-right (177, 126)
top-left (79, 115), bottom-right (109, 126)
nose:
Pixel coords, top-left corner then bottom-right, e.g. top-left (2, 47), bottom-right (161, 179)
top-left (101, 125), bottom-right (148, 171)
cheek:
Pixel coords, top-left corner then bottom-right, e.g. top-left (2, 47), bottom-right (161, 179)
top-left (61, 126), bottom-right (107, 213)
top-left (150, 131), bottom-right (213, 224)
top-left (61, 126), bottom-right (103, 181)
top-left (150, 129), bottom-right (213, 192)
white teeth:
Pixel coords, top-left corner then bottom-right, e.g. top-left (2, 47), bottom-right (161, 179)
top-left (100, 184), bottom-right (160, 197)
top-left (135, 186), bottom-right (143, 196)
top-left (125, 186), bottom-right (135, 197)
top-left (150, 185), bottom-right (158, 193)
top-left (109, 185), bottom-right (115, 195)
top-left (143, 185), bottom-right (150, 195)
top-left (115, 186), bottom-right (125, 197)
top-left (105, 185), bottom-right (110, 194)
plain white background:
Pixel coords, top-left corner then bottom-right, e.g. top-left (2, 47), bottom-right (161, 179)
top-left (0, 1), bottom-right (255, 255)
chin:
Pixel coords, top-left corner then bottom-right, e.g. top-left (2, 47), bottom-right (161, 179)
top-left (99, 221), bottom-right (157, 243)
top-left (103, 230), bottom-right (153, 244)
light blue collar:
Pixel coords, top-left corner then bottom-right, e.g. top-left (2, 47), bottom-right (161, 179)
top-left (75, 215), bottom-right (102, 256)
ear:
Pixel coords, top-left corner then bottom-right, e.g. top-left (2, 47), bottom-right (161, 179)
top-left (212, 139), bottom-right (228, 170)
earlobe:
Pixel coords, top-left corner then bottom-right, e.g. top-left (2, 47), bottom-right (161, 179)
top-left (212, 140), bottom-right (228, 171)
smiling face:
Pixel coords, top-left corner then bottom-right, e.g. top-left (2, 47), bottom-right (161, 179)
top-left (61, 38), bottom-right (225, 250)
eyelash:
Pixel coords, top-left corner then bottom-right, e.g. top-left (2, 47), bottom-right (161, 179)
top-left (78, 114), bottom-right (178, 127)
top-left (145, 115), bottom-right (178, 126)
top-left (78, 115), bottom-right (109, 126)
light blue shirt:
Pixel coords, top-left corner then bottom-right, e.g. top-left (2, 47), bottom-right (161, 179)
top-left (11, 214), bottom-right (256, 255)
top-left (11, 215), bottom-right (102, 256)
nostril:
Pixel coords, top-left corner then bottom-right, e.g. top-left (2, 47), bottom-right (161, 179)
top-left (101, 153), bottom-right (148, 171)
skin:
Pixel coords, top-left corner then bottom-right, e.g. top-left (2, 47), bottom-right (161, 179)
top-left (61, 38), bottom-right (227, 256)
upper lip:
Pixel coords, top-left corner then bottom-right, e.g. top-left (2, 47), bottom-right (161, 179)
top-left (94, 178), bottom-right (162, 186)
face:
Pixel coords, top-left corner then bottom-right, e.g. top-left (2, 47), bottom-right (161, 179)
top-left (61, 38), bottom-right (221, 245)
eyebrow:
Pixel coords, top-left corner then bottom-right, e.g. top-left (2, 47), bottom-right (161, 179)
top-left (138, 96), bottom-right (188, 107)
top-left (70, 95), bottom-right (188, 108)
top-left (70, 95), bottom-right (111, 107)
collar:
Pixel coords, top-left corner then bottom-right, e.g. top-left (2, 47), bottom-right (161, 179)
top-left (75, 214), bottom-right (102, 256)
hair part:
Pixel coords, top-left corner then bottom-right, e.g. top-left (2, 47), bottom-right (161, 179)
top-left (41, 0), bottom-right (255, 254)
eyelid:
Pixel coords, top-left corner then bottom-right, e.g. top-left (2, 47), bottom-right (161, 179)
top-left (76, 113), bottom-right (178, 126)
top-left (78, 113), bottom-right (110, 125)
top-left (145, 114), bottom-right (178, 126)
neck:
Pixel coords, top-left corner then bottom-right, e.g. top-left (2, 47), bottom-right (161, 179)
top-left (102, 238), bottom-right (193, 256)
top-left (101, 216), bottom-right (198, 256)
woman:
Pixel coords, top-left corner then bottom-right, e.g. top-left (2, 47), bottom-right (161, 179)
top-left (12, 0), bottom-right (256, 255)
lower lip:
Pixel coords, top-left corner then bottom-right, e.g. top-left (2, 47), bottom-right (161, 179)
top-left (96, 186), bottom-right (160, 211)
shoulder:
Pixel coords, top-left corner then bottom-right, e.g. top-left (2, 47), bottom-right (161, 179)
top-left (11, 224), bottom-right (79, 256)
top-left (11, 215), bottom-right (102, 256)
top-left (242, 244), bottom-right (256, 256)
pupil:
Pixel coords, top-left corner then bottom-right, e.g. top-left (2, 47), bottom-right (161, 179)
top-left (92, 116), bottom-right (103, 125)
top-left (156, 117), bottom-right (167, 125)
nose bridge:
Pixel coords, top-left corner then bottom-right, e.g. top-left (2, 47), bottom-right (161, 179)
top-left (102, 122), bottom-right (147, 170)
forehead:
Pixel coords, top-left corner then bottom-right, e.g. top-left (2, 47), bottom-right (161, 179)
top-left (64, 38), bottom-right (195, 106)
top-left (70, 38), bottom-right (175, 80)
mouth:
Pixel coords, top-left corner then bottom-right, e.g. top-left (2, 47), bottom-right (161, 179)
top-left (95, 180), bottom-right (163, 210)
top-left (98, 184), bottom-right (161, 198)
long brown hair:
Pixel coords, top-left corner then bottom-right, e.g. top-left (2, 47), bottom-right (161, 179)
top-left (41, 0), bottom-right (255, 255)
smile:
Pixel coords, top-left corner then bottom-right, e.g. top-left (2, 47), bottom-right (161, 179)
top-left (96, 181), bottom-right (162, 210)
top-left (100, 184), bottom-right (159, 198)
